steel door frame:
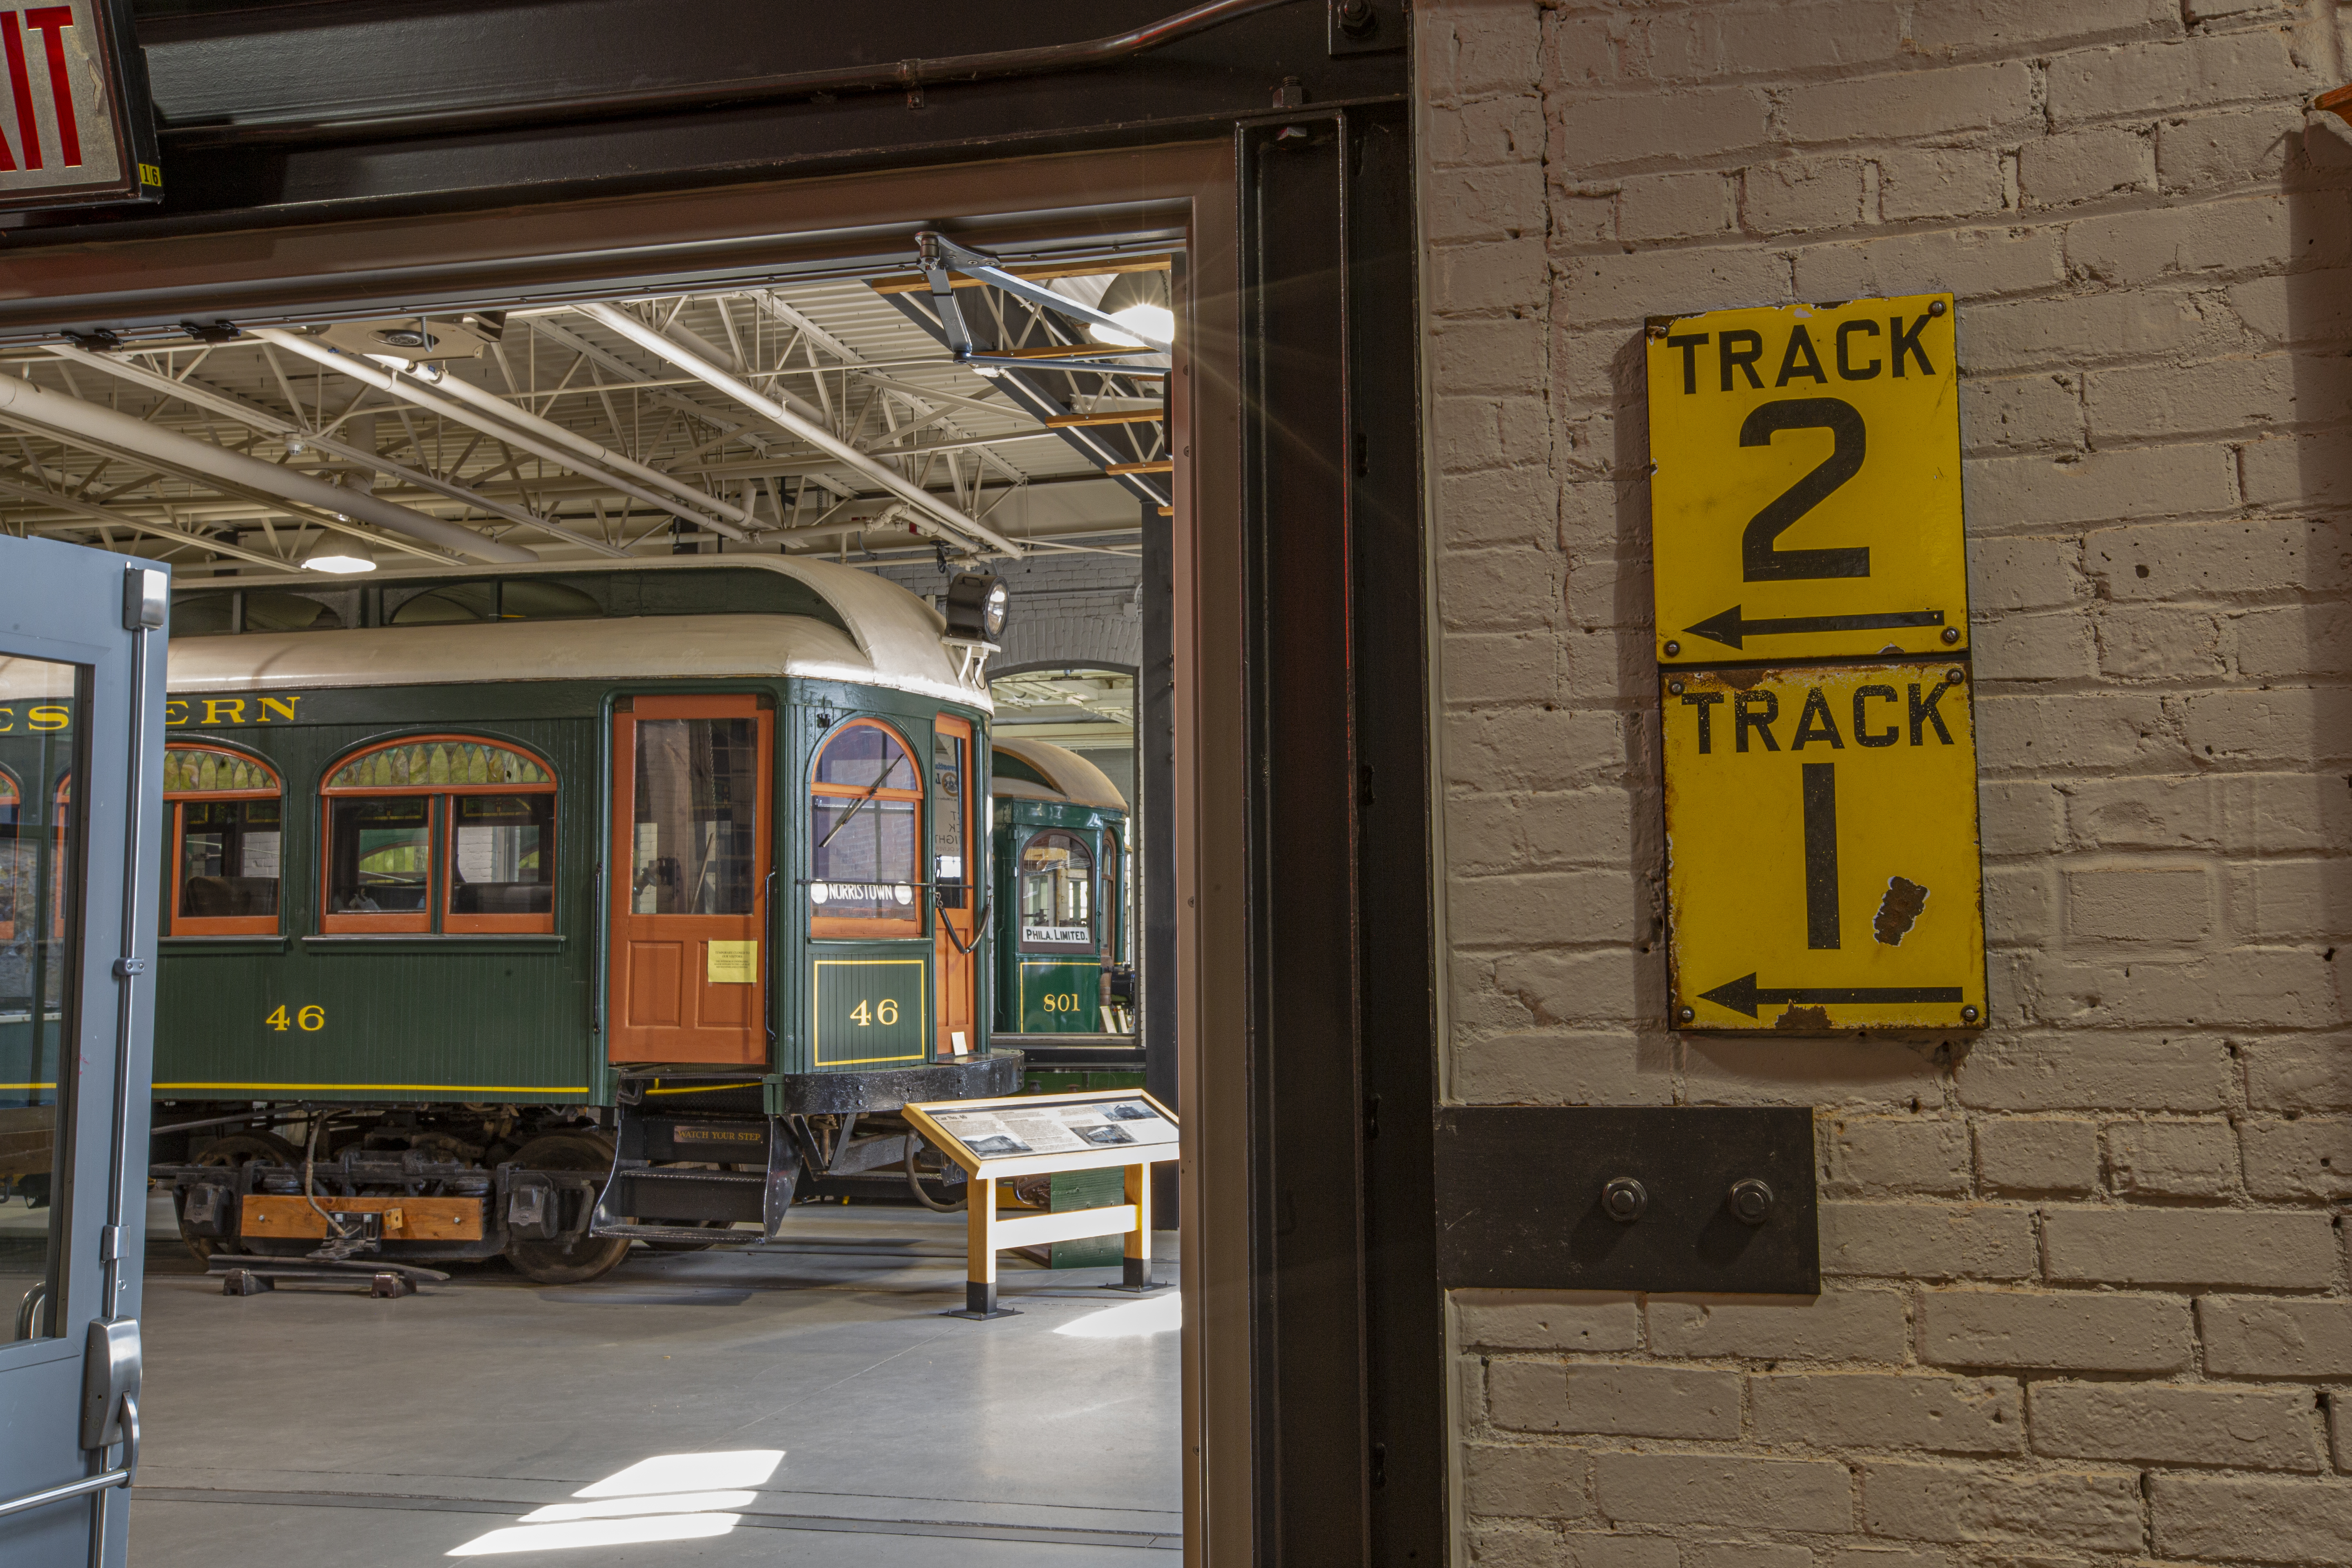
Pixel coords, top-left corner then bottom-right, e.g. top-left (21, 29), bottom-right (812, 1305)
top-left (0, 535), bottom-right (166, 1568)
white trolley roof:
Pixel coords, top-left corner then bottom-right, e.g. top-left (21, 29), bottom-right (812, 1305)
top-left (167, 556), bottom-right (991, 710)
top-left (992, 735), bottom-right (1127, 812)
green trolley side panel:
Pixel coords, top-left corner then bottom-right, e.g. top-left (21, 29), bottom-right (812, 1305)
top-left (1016, 958), bottom-right (1101, 1033)
top-left (810, 953), bottom-right (929, 1067)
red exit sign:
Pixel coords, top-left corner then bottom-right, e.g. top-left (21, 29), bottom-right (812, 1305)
top-left (0, 0), bottom-right (157, 211)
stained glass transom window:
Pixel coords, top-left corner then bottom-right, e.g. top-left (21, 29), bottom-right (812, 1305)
top-left (164, 747), bottom-right (279, 796)
top-left (327, 740), bottom-right (550, 792)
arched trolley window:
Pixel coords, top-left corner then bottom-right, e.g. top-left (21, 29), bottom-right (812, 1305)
top-left (1018, 829), bottom-right (1095, 952)
top-left (808, 720), bottom-right (923, 940)
top-left (164, 746), bottom-right (281, 935)
top-left (321, 737), bottom-right (555, 935)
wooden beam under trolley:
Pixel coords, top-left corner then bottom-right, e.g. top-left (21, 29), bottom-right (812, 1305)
top-left (1104, 460), bottom-right (1175, 475)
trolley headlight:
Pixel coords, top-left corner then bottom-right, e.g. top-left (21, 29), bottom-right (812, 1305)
top-left (943, 572), bottom-right (1009, 643)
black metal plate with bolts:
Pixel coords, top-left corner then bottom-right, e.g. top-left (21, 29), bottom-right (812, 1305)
top-left (1434, 1107), bottom-right (1819, 1295)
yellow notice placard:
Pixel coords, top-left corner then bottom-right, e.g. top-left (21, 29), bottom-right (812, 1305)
top-left (1664, 660), bottom-right (1985, 1032)
top-left (1647, 294), bottom-right (1967, 665)
top-left (706, 941), bottom-right (758, 985)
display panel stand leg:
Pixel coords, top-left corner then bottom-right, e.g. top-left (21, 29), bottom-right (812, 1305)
top-left (946, 1175), bottom-right (1019, 1320)
top-left (1104, 1160), bottom-right (1169, 1294)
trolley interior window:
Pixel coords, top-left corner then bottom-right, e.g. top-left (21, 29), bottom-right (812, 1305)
top-left (163, 745), bottom-right (282, 936)
top-left (1018, 829), bottom-right (1094, 951)
top-left (321, 737), bottom-right (556, 935)
top-left (809, 719), bottom-right (922, 939)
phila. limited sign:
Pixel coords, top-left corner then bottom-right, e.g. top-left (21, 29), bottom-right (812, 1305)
top-left (0, 0), bottom-right (159, 210)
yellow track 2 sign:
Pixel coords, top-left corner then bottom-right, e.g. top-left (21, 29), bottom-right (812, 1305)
top-left (1663, 660), bottom-right (1986, 1032)
top-left (1647, 294), bottom-right (1967, 666)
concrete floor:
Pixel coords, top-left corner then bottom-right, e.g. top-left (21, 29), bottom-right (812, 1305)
top-left (123, 1193), bottom-right (1181, 1565)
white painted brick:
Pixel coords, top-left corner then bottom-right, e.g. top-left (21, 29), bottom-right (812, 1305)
top-left (2243, 1118), bottom-right (2352, 1199)
top-left (1452, 1032), bottom-right (1675, 1108)
top-left (1922, 1288), bottom-right (2194, 1372)
top-left (1489, 1360), bottom-right (1740, 1439)
top-left (2046, 31), bottom-right (2314, 126)
top-left (2227, 857), bottom-right (2348, 942)
top-left (1964, 447), bottom-right (2235, 530)
top-left (1437, 465), bottom-right (1557, 548)
top-left (1753, 1372), bottom-right (2024, 1454)
top-left (1457, 1291), bottom-right (1644, 1354)
top-left (1973, 691), bottom-right (2171, 774)
top-left (1782, 62), bottom-right (2036, 144)
top-left (1964, 535), bottom-right (2086, 613)
top-left (1431, 93), bottom-right (1548, 171)
top-left (1958, 1032), bottom-right (2234, 1111)
top-left (1975, 1118), bottom-right (2101, 1195)
top-left (1440, 546), bottom-right (1564, 630)
top-left (1960, 373), bottom-right (2081, 454)
top-left (2090, 518), bottom-right (2350, 601)
top-left (2094, 604), bottom-right (2225, 681)
top-left (2236, 603), bottom-right (2352, 682)
top-left (1549, 85), bottom-right (1772, 170)
top-left (1681, 1545), bottom-right (1809, 1568)
top-left (1616, 173), bottom-right (1733, 243)
top-left (2159, 104), bottom-right (2309, 193)
top-left (2017, 126), bottom-right (2154, 209)
top-left (2105, 1117), bottom-right (2240, 1196)
top-left (1556, 245), bottom-right (1792, 329)
top-left (1903, 0), bottom-right (2175, 53)
top-left (1423, 1), bottom-right (1543, 101)
top-left (1543, 9), bottom-right (1620, 93)
top-left (1741, 158), bottom-right (1866, 235)
top-left (1648, 1289), bottom-right (1909, 1363)
top-left (1985, 864), bottom-right (2054, 938)
top-left (2063, 865), bottom-right (2213, 946)
top-left (1594, 1454), bottom-right (1852, 1534)
top-left (2050, 949), bottom-right (2341, 1032)
top-left (1445, 632), bottom-right (1558, 706)
top-left (1452, 870), bottom-right (1642, 947)
top-left (2181, 686), bottom-right (2352, 766)
top-left (1824, 1116), bottom-right (1973, 1196)
top-left (1861, 1461), bottom-right (2143, 1552)
top-left (1977, 779), bottom-right (2064, 858)
top-left (2230, 268), bottom-right (2352, 347)
top-left (1962, 285), bottom-right (2232, 372)
top-left (2152, 1473), bottom-right (2352, 1565)
top-left (2223, 772), bottom-right (2352, 857)
top-left (2031, 1380), bottom-right (2323, 1470)
top-left (2066, 194), bottom-right (2349, 287)
top-left (1683, 1038), bottom-right (1943, 1109)
top-left (1557, 1535), bottom-right (1676, 1568)
top-left (1435, 393), bottom-right (1550, 472)
top-left (1432, 238), bottom-right (1550, 316)
top-left (1821, 1549), bottom-right (1949, 1568)
top-left (2063, 775), bottom-right (2219, 853)
top-left (2204, 1297), bottom-right (2352, 1378)
top-left (2045, 1207), bottom-right (2336, 1288)
top-left (1821, 1202), bottom-right (2036, 1280)
top-left (1795, 225), bottom-right (2063, 302)
top-left (1880, 148), bottom-right (2007, 223)
top-left (1644, 0), bottom-right (1907, 81)
top-left (1467, 1521), bottom-right (1563, 1568)
top-left (1464, 1443), bottom-right (1593, 1520)
top-left (1428, 162), bottom-right (1551, 246)
top-left (1488, 945), bottom-right (1643, 1029)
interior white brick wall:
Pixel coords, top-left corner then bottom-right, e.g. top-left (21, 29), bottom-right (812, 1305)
top-left (1421, 1), bottom-right (2352, 1562)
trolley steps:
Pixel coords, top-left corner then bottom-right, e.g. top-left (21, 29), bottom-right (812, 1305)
top-left (590, 1101), bottom-right (801, 1246)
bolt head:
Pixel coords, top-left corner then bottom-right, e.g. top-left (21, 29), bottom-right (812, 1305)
top-left (1602, 1177), bottom-right (1648, 1222)
top-left (1678, 1006), bottom-right (1695, 1022)
top-left (1929, 298), bottom-right (1948, 316)
top-left (1663, 640), bottom-right (1681, 657)
top-left (1668, 680), bottom-right (1685, 695)
top-left (1947, 668), bottom-right (1965, 684)
top-left (1961, 1005), bottom-right (1980, 1022)
top-left (1728, 1178), bottom-right (1774, 1225)
top-left (1941, 626), bottom-right (1960, 644)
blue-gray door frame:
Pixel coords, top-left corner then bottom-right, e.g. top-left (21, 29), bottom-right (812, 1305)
top-left (0, 537), bottom-right (166, 1568)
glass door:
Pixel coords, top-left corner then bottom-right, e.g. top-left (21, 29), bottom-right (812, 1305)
top-left (0, 542), bottom-right (165, 1568)
top-left (607, 696), bottom-right (772, 1066)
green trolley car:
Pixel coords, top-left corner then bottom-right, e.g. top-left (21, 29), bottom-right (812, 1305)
top-left (123, 555), bottom-right (1011, 1282)
top-left (990, 737), bottom-right (1131, 1039)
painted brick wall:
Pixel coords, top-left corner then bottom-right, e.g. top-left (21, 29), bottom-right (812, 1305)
top-left (1422, 1), bottom-right (2352, 1562)
top-left (858, 544), bottom-right (1140, 673)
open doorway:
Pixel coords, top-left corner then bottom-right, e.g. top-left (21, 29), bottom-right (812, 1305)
top-left (0, 103), bottom-right (1437, 1567)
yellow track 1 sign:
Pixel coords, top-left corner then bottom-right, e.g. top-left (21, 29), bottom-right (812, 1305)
top-left (1647, 294), bottom-right (1967, 666)
top-left (1663, 660), bottom-right (1986, 1032)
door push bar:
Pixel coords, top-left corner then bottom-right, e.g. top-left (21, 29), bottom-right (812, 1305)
top-left (0, 1319), bottom-right (141, 1522)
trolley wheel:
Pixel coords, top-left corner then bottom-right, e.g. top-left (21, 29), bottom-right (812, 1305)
top-left (502, 1132), bottom-right (630, 1285)
top-left (180, 1131), bottom-right (300, 1263)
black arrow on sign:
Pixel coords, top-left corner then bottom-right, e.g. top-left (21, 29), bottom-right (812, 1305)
top-left (1698, 973), bottom-right (1964, 1019)
top-left (1682, 605), bottom-right (1944, 651)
